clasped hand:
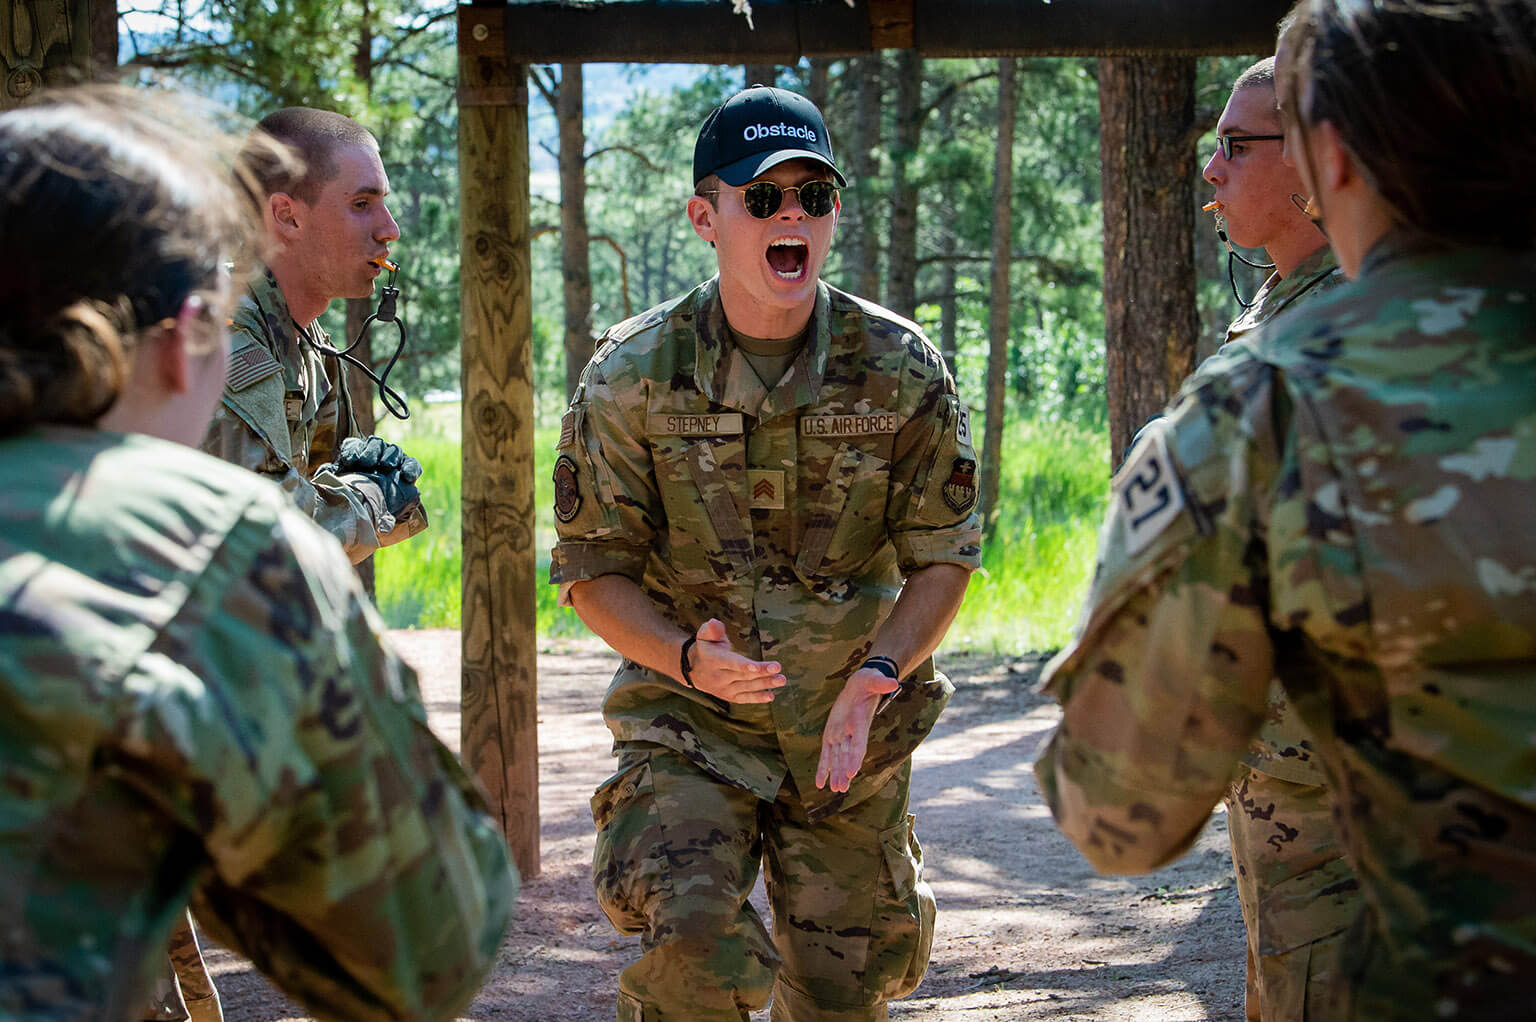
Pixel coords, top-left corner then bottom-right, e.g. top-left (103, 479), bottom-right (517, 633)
top-left (682, 618), bottom-right (786, 703)
top-left (681, 620), bottom-right (899, 795)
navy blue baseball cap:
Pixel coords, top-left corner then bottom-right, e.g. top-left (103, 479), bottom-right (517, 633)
top-left (693, 86), bottom-right (846, 188)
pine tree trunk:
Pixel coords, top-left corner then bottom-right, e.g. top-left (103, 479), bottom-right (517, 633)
top-left (743, 63), bottom-right (776, 89)
top-left (344, 298), bottom-right (375, 434)
top-left (980, 58), bottom-right (1017, 538)
top-left (347, 0), bottom-right (377, 594)
top-left (886, 48), bottom-right (922, 320)
top-left (805, 58), bottom-right (829, 113)
top-left (847, 55), bottom-right (882, 300)
top-left (1098, 56), bottom-right (1199, 466)
top-left (936, 89), bottom-right (959, 370)
top-left (558, 63), bottom-right (592, 403)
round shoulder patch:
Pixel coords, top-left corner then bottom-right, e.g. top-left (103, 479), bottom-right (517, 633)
top-left (553, 455), bottom-right (583, 523)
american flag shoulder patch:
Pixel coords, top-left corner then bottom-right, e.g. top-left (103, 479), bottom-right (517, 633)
top-left (227, 346), bottom-right (284, 392)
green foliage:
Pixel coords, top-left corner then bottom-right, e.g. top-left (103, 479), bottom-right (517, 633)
top-left (125, 0), bottom-right (465, 401)
top-left (121, 20), bottom-right (1267, 651)
top-left (374, 407), bottom-right (1108, 658)
top-left (945, 415), bottom-right (1107, 655)
top-left (373, 405), bottom-right (587, 637)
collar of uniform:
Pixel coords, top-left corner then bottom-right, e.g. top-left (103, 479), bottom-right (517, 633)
top-left (1357, 225), bottom-right (1455, 280)
top-left (247, 269), bottom-right (302, 355)
top-left (1258, 244), bottom-right (1340, 319)
top-left (1231, 243), bottom-right (1341, 338)
top-left (692, 278), bottom-right (832, 416)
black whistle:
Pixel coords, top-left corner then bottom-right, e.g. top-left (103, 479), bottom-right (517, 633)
top-left (377, 285), bottom-right (399, 323)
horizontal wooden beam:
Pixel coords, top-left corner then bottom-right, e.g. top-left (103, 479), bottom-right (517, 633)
top-left (915, 0), bottom-right (1292, 57)
top-left (492, 0), bottom-right (1293, 63)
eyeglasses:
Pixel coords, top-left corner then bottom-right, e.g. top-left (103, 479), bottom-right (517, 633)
top-left (1216, 134), bottom-right (1285, 160)
top-left (700, 179), bottom-right (839, 219)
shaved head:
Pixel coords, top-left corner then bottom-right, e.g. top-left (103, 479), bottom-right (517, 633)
top-left (247, 107), bottom-right (378, 203)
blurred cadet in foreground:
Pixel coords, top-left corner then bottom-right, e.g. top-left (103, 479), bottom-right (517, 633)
top-left (0, 86), bottom-right (516, 1021)
top-left (1036, 0), bottom-right (1536, 1017)
top-left (1200, 55), bottom-right (1352, 1022)
top-left (201, 106), bottom-right (426, 564)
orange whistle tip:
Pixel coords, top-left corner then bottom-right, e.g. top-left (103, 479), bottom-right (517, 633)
top-left (371, 258), bottom-right (398, 271)
top-left (1202, 201), bottom-right (1224, 213)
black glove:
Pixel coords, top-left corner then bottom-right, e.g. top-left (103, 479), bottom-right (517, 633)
top-left (335, 436), bottom-right (423, 485)
top-left (327, 436), bottom-right (423, 533)
top-left (344, 471), bottom-right (420, 534)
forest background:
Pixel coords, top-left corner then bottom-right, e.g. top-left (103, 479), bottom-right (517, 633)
top-left (120, 0), bottom-right (1269, 656)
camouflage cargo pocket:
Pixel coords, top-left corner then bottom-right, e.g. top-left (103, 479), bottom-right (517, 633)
top-left (590, 757), bottom-right (672, 935)
top-left (870, 814), bottom-right (936, 1001)
top-left (796, 443), bottom-right (890, 581)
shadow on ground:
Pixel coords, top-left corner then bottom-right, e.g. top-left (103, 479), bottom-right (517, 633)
top-left (201, 636), bottom-right (1244, 1022)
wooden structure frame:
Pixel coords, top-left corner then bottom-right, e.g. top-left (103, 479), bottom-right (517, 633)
top-left (458, 0), bottom-right (1292, 877)
top-left (0, 0), bottom-right (115, 109)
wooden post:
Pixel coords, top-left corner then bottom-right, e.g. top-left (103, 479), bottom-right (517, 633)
top-left (0, 0), bottom-right (101, 110)
top-left (458, 1), bottom-right (539, 878)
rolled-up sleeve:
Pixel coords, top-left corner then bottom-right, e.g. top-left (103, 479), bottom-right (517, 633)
top-left (886, 369), bottom-right (983, 575)
top-left (201, 357), bottom-right (382, 563)
top-left (549, 364), bottom-right (658, 603)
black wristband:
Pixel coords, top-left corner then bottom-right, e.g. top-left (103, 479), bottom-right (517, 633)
top-left (861, 655), bottom-right (900, 680)
top-left (679, 634), bottom-right (699, 689)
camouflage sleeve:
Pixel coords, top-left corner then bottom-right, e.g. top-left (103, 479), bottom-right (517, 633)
top-left (200, 328), bottom-right (382, 563)
top-left (132, 495), bottom-right (516, 1019)
top-left (549, 361), bottom-right (657, 602)
top-left (886, 364), bottom-right (983, 575)
top-left (1033, 356), bottom-right (1280, 874)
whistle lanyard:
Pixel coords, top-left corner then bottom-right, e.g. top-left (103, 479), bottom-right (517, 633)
top-left (1212, 213), bottom-right (1276, 309)
top-left (303, 262), bottom-right (411, 421)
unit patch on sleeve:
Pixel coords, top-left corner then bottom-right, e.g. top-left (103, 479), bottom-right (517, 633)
top-left (553, 454), bottom-right (583, 523)
top-left (1112, 427), bottom-right (1187, 557)
top-left (942, 457), bottom-right (978, 514)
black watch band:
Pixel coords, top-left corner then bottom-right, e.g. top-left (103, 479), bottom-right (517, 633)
top-left (679, 634), bottom-right (699, 689)
top-left (861, 655), bottom-right (900, 680)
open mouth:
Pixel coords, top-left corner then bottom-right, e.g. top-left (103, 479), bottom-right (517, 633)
top-left (766, 237), bottom-right (809, 281)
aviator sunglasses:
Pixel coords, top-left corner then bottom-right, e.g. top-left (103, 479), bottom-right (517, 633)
top-left (701, 179), bottom-right (840, 219)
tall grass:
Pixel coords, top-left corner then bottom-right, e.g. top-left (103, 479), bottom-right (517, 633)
top-left (374, 406), bottom-right (1109, 655)
top-left (947, 417), bottom-right (1107, 655)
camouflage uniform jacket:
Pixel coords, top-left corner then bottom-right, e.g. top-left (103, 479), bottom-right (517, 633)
top-left (200, 271), bottom-right (383, 562)
top-left (1222, 243), bottom-right (1345, 787)
top-left (1034, 235), bottom-right (1536, 1016)
top-left (551, 277), bottom-right (982, 822)
top-left (1222, 244), bottom-right (1354, 1020)
top-left (0, 427), bottom-right (517, 1021)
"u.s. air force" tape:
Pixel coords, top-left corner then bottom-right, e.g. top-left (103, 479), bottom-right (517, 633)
top-left (800, 412), bottom-right (898, 437)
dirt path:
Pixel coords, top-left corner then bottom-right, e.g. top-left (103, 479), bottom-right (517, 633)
top-left (203, 631), bottom-right (1245, 1021)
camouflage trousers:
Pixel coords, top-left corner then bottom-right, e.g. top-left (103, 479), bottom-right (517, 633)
top-left (140, 913), bottom-right (222, 1022)
top-left (1226, 768), bottom-right (1357, 1022)
top-left (591, 743), bottom-right (935, 1021)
